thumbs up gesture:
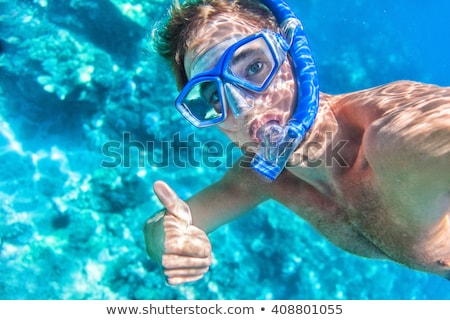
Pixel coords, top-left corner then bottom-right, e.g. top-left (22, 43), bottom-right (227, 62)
top-left (144, 180), bottom-right (212, 285)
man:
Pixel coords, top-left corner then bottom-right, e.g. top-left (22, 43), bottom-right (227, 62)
top-left (143, 0), bottom-right (450, 285)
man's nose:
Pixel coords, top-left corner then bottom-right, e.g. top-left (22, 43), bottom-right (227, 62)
top-left (223, 83), bottom-right (254, 118)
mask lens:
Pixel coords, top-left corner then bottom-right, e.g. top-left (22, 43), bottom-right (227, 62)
top-left (180, 80), bottom-right (223, 123)
top-left (227, 37), bottom-right (276, 89)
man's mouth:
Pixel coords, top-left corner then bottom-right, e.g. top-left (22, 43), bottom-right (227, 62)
top-left (249, 115), bottom-right (282, 143)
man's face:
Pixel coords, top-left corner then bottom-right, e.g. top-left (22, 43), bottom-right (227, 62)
top-left (184, 13), bottom-right (296, 152)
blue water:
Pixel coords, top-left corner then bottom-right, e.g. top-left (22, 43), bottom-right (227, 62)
top-left (0, 0), bottom-right (449, 299)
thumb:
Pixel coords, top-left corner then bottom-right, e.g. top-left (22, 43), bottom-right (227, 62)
top-left (153, 180), bottom-right (192, 226)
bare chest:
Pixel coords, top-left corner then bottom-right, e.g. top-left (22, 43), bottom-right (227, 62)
top-left (273, 163), bottom-right (450, 278)
top-left (331, 164), bottom-right (450, 277)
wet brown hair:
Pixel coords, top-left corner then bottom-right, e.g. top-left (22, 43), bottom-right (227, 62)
top-left (152, 0), bottom-right (277, 89)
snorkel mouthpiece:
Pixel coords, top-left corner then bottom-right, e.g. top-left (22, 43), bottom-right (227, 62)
top-left (252, 120), bottom-right (306, 180)
top-left (250, 0), bottom-right (319, 180)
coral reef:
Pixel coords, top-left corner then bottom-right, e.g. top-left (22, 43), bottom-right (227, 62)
top-left (0, 0), bottom-right (449, 300)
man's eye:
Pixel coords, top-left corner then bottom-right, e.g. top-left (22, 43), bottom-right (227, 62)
top-left (210, 91), bottom-right (220, 104)
top-left (209, 91), bottom-right (221, 112)
top-left (200, 82), bottom-right (221, 113)
top-left (247, 61), bottom-right (263, 77)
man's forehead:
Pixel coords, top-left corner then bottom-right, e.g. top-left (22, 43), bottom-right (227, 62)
top-left (186, 38), bottom-right (237, 79)
top-left (184, 13), bottom-right (263, 78)
top-left (190, 15), bottom-right (259, 43)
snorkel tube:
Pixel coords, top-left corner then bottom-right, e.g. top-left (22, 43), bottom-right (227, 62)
top-left (250, 0), bottom-right (319, 180)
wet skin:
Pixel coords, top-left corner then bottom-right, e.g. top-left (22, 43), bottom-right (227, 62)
top-left (144, 14), bottom-right (450, 285)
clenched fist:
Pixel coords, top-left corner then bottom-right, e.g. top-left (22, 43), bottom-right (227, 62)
top-left (144, 181), bottom-right (212, 285)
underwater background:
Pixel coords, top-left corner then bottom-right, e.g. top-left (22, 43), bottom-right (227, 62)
top-left (1, 0), bottom-right (449, 299)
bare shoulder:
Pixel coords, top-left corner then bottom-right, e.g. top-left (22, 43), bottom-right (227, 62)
top-left (361, 80), bottom-right (450, 170)
top-left (331, 80), bottom-right (450, 169)
top-left (360, 81), bottom-right (450, 225)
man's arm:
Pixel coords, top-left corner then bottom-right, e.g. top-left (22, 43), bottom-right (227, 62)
top-left (144, 157), bottom-right (269, 284)
top-left (186, 158), bottom-right (271, 232)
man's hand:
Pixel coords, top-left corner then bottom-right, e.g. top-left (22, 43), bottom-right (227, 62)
top-left (144, 180), bottom-right (212, 285)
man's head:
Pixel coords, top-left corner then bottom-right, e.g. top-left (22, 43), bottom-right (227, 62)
top-left (153, 0), bottom-right (297, 148)
top-left (154, 0), bottom-right (278, 89)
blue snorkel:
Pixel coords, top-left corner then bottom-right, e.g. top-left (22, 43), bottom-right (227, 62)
top-left (250, 0), bottom-right (319, 180)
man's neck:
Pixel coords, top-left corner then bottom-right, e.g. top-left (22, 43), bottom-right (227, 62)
top-left (286, 93), bottom-right (341, 194)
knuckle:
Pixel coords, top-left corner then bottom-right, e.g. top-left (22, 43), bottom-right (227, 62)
top-left (164, 229), bottom-right (180, 242)
top-left (161, 255), bottom-right (173, 268)
top-left (179, 201), bottom-right (190, 213)
top-left (164, 239), bottom-right (177, 253)
top-left (163, 217), bottom-right (179, 229)
top-left (200, 241), bottom-right (212, 257)
top-left (203, 256), bottom-right (212, 269)
top-left (206, 241), bottom-right (212, 253)
top-left (164, 235), bottom-right (187, 254)
top-left (200, 246), bottom-right (211, 259)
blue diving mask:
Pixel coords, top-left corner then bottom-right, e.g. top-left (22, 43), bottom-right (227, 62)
top-left (175, 0), bottom-right (320, 181)
top-left (175, 30), bottom-right (291, 127)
